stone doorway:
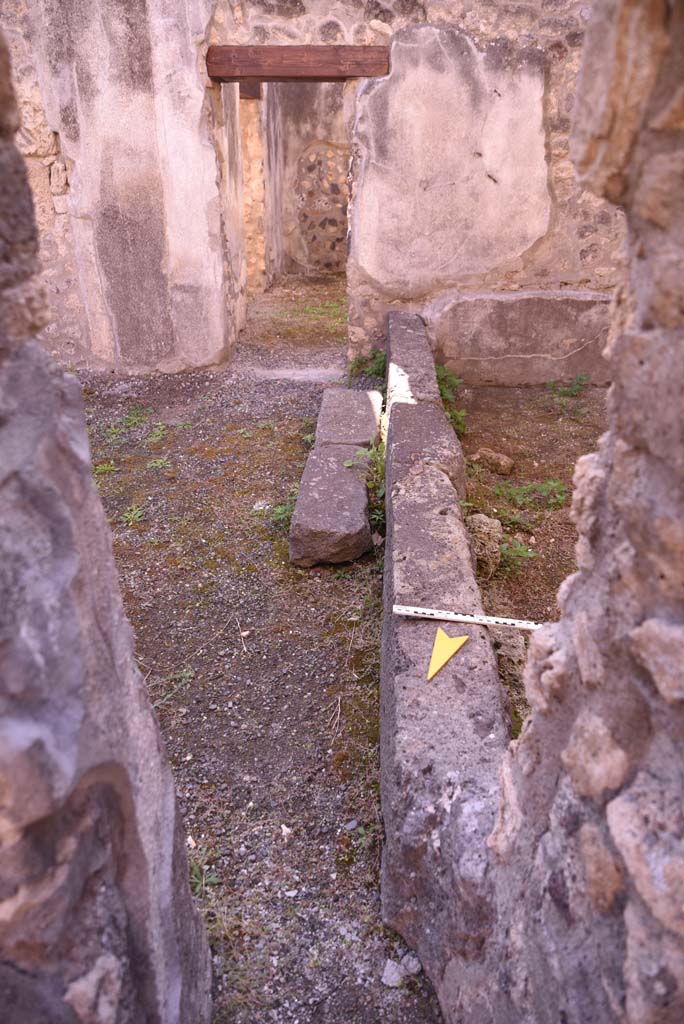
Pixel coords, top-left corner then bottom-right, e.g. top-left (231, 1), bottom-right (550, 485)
top-left (238, 80), bottom-right (353, 332)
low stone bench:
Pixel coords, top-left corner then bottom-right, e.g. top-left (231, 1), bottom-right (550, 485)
top-left (289, 389), bottom-right (382, 567)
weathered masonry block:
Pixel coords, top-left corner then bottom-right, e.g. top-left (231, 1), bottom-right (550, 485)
top-left (381, 311), bottom-right (509, 994)
top-left (425, 289), bottom-right (612, 386)
top-left (289, 388), bottom-right (382, 567)
top-left (0, 33), bottom-right (211, 1023)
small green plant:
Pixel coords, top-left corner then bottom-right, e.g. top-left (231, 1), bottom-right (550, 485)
top-left (105, 406), bottom-right (149, 440)
top-left (344, 440), bottom-right (386, 532)
top-left (436, 364), bottom-right (467, 437)
top-left (436, 364), bottom-right (462, 405)
top-left (499, 536), bottom-right (538, 573)
top-left (147, 457), bottom-right (171, 470)
top-left (546, 374), bottom-right (590, 419)
top-left (347, 348), bottom-right (387, 384)
top-left (94, 460), bottom-right (117, 476)
top-left (189, 851), bottom-right (220, 898)
top-left (447, 407), bottom-right (467, 437)
top-left (147, 422), bottom-right (168, 443)
top-left (298, 299), bottom-right (347, 326)
top-left (494, 479), bottom-right (568, 510)
top-left (496, 508), bottom-right (532, 533)
top-left (547, 373), bottom-right (588, 400)
top-left (120, 503), bottom-right (145, 526)
top-left (150, 666), bottom-right (195, 710)
top-left (238, 428), bottom-right (253, 439)
top-left (271, 484), bottom-right (299, 532)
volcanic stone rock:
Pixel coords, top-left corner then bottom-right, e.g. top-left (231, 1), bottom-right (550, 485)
top-left (381, 297), bottom-right (509, 998)
top-left (466, 512), bottom-right (503, 579)
top-left (315, 388), bottom-right (383, 447)
top-left (289, 444), bottom-right (372, 566)
top-left (0, 34), bottom-right (211, 1024)
top-left (471, 447), bottom-right (515, 476)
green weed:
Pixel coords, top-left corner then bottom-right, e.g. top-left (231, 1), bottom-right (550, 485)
top-left (150, 666), bottom-right (195, 710)
top-left (494, 479), bottom-right (568, 510)
top-left (547, 373), bottom-right (588, 400)
top-left (347, 348), bottom-right (387, 383)
top-left (120, 503), bottom-right (145, 526)
top-left (436, 363), bottom-right (467, 437)
top-left (297, 299), bottom-right (347, 326)
top-left (147, 457), bottom-right (171, 470)
top-left (105, 406), bottom-right (149, 440)
top-left (270, 485), bottom-right (299, 532)
top-left (344, 440), bottom-right (386, 533)
top-left (546, 374), bottom-right (590, 419)
top-left (189, 850), bottom-right (220, 898)
top-left (499, 536), bottom-right (538, 573)
top-left (94, 461), bottom-right (117, 476)
top-left (147, 422), bottom-right (168, 443)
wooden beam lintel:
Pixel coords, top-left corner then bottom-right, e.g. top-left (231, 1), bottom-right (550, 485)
top-left (207, 45), bottom-right (390, 84)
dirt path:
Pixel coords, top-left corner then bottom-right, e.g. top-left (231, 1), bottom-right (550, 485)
top-left (82, 278), bottom-right (606, 1021)
top-left (83, 280), bottom-right (442, 1023)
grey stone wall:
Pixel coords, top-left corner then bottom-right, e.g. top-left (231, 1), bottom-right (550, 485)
top-left (488, 4), bottom-right (684, 1021)
top-left (378, 2), bottom-right (684, 1020)
top-left (0, 33), bottom-right (212, 1023)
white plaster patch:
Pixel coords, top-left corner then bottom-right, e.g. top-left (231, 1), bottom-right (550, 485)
top-left (350, 26), bottom-right (550, 297)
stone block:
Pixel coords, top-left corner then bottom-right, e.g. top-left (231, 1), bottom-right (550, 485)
top-left (381, 356), bottom-right (509, 997)
top-left (425, 289), bottom-right (612, 385)
top-left (289, 444), bottom-right (372, 566)
top-left (387, 400), bottom-right (467, 499)
top-left (387, 310), bottom-right (441, 406)
top-left (315, 387), bottom-right (383, 448)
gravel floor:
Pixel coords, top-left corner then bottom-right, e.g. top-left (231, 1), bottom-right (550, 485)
top-left (82, 279), bottom-right (442, 1023)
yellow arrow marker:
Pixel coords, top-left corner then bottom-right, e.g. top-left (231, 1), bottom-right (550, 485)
top-left (427, 627), bottom-right (469, 681)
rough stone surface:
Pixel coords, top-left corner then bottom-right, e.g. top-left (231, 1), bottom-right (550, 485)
top-left (0, 34), bottom-right (211, 1024)
top-left (386, 312), bottom-right (466, 495)
top-left (352, 26), bottom-right (550, 300)
top-left (481, 5), bottom-right (684, 1024)
top-left (471, 447), bottom-right (514, 476)
top-left (466, 512), bottom-right (503, 580)
top-left (426, 289), bottom-right (612, 385)
top-left (380, 4), bottom-right (684, 1022)
top-left (386, 311), bottom-right (442, 406)
top-left (381, 302), bottom-right (510, 1000)
top-left (289, 444), bottom-right (372, 566)
top-left (315, 387), bottom-right (382, 447)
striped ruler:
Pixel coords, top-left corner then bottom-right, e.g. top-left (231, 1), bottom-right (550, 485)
top-left (393, 603), bottom-right (544, 632)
